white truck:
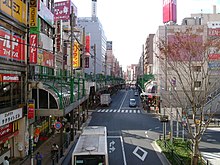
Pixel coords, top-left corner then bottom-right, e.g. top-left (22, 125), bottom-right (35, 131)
top-left (100, 94), bottom-right (112, 106)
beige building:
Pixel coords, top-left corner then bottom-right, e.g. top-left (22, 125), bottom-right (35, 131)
top-left (153, 7), bottom-right (220, 108)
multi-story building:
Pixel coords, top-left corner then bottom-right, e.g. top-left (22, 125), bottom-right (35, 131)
top-left (0, 0), bottom-right (28, 162)
top-left (144, 34), bottom-right (155, 74)
top-left (77, 0), bottom-right (107, 75)
top-left (153, 6), bottom-right (220, 108)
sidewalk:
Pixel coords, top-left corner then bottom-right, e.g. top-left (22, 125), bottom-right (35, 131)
top-left (11, 111), bottom-right (93, 165)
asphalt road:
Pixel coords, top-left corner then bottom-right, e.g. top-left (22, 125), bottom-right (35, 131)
top-left (62, 89), bottom-right (220, 165)
top-left (88, 89), bottom-right (164, 165)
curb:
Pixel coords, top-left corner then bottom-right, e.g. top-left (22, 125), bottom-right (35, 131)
top-left (152, 141), bottom-right (171, 165)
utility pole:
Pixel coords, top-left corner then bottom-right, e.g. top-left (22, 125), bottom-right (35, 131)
top-left (70, 6), bottom-right (76, 103)
top-left (93, 44), bottom-right (96, 85)
top-left (82, 27), bottom-right (85, 78)
top-left (142, 44), bottom-right (144, 90)
top-left (105, 52), bottom-right (107, 85)
top-left (170, 87), bottom-right (173, 144)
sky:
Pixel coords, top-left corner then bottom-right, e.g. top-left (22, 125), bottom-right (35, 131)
top-left (72, 0), bottom-right (220, 70)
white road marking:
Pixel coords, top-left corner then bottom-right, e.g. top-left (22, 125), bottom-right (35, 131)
top-left (133, 146), bottom-right (148, 161)
top-left (101, 109), bottom-right (105, 112)
top-left (117, 110), bottom-right (121, 112)
top-left (145, 131), bottom-right (148, 138)
top-left (105, 109), bottom-right (109, 112)
top-left (125, 110), bottom-right (128, 113)
top-left (97, 109), bottom-right (101, 112)
top-left (120, 136), bottom-right (127, 165)
top-left (129, 110), bottom-right (132, 113)
top-left (207, 139), bottom-right (216, 142)
top-left (119, 91), bottom-right (128, 110)
top-left (137, 110), bottom-right (140, 113)
top-left (113, 109), bottom-right (117, 112)
top-left (134, 110), bottom-right (136, 113)
top-left (122, 110), bottom-right (124, 113)
top-left (109, 109), bottom-right (113, 112)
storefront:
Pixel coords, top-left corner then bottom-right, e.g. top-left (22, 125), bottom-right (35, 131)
top-left (0, 108), bottom-right (23, 164)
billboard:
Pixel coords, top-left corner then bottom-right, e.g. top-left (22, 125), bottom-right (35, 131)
top-left (73, 41), bottom-right (80, 68)
top-left (0, 0), bottom-right (27, 25)
top-left (163, 0), bottom-right (177, 23)
top-left (54, 0), bottom-right (78, 21)
top-left (0, 29), bottom-right (25, 61)
top-left (38, 1), bottom-right (54, 26)
top-left (37, 49), bottom-right (55, 68)
top-left (167, 34), bottom-right (203, 61)
top-left (0, 74), bottom-right (19, 82)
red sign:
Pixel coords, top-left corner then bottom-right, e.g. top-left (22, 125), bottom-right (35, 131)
top-left (30, 34), bottom-right (38, 64)
top-left (27, 99), bottom-right (35, 119)
top-left (0, 124), bottom-right (13, 139)
top-left (208, 54), bottom-right (220, 60)
top-left (42, 51), bottom-right (54, 68)
top-left (85, 35), bottom-right (90, 53)
top-left (0, 74), bottom-right (19, 82)
top-left (163, 0), bottom-right (177, 23)
top-left (208, 28), bottom-right (220, 36)
top-left (54, 1), bottom-right (71, 21)
top-left (0, 29), bottom-right (25, 61)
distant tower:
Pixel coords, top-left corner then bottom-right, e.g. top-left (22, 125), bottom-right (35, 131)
top-left (92, 0), bottom-right (97, 20)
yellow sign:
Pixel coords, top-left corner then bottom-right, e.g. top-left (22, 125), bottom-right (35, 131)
top-left (0, 0), bottom-right (27, 25)
top-left (29, 7), bottom-right (37, 27)
top-left (73, 41), bottom-right (80, 68)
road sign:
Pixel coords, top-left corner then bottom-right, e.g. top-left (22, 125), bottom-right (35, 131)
top-left (54, 122), bottom-right (62, 130)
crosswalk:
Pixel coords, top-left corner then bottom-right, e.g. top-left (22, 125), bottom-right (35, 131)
top-left (96, 109), bottom-right (141, 114)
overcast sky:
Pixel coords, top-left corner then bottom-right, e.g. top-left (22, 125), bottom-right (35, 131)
top-left (73, 0), bottom-right (220, 70)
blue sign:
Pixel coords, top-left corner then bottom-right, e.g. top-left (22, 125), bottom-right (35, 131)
top-left (54, 122), bottom-right (62, 130)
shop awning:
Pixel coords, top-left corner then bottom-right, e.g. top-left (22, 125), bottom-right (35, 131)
top-left (31, 81), bottom-right (88, 117)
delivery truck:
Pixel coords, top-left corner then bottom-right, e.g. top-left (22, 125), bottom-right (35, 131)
top-left (100, 94), bottom-right (112, 106)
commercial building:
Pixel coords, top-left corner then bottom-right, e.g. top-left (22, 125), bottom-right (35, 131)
top-left (0, 0), bottom-right (28, 162)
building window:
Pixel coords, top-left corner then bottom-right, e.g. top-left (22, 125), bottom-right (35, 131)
top-left (0, 73), bottom-right (25, 109)
top-left (192, 66), bottom-right (201, 72)
top-left (194, 81), bottom-right (201, 90)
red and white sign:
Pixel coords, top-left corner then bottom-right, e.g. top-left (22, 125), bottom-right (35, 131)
top-left (54, 1), bottom-right (71, 21)
top-left (163, 0), bottom-right (177, 23)
top-left (0, 29), bottom-right (25, 61)
top-left (27, 99), bottom-right (35, 119)
top-left (0, 74), bottom-right (19, 82)
top-left (208, 28), bottom-right (220, 36)
top-left (0, 124), bottom-right (13, 138)
top-left (208, 54), bottom-right (220, 60)
top-left (30, 34), bottom-right (38, 64)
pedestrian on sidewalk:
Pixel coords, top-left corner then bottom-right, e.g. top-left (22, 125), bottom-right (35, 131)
top-left (51, 143), bottom-right (59, 163)
top-left (35, 152), bottom-right (43, 165)
top-left (3, 156), bottom-right (9, 165)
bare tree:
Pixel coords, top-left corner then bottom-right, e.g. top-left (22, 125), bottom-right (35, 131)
top-left (157, 27), bottom-right (220, 165)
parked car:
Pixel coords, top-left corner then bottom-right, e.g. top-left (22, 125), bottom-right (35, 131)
top-left (129, 99), bottom-right (137, 107)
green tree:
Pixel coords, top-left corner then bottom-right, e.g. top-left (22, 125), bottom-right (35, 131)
top-left (157, 27), bottom-right (220, 165)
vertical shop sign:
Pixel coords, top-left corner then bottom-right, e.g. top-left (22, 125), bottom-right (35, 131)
top-left (27, 99), bottom-right (35, 119)
top-left (73, 41), bottom-right (80, 68)
top-left (29, 0), bottom-right (38, 27)
top-left (85, 35), bottom-right (90, 53)
top-left (29, 34), bottom-right (38, 64)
